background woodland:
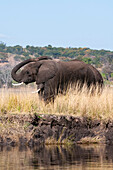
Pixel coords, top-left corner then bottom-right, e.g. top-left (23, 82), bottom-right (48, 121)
top-left (0, 42), bottom-right (113, 88)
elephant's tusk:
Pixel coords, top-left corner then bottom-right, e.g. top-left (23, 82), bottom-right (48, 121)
top-left (32, 89), bottom-right (40, 93)
top-left (12, 82), bottom-right (24, 86)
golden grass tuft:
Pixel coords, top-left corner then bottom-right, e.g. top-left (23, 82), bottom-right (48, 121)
top-left (0, 85), bottom-right (113, 120)
top-left (77, 136), bottom-right (105, 144)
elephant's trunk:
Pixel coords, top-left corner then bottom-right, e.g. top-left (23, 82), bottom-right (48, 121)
top-left (11, 59), bottom-right (36, 82)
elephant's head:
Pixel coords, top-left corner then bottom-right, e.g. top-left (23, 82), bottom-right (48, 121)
top-left (11, 56), bottom-right (57, 92)
top-left (12, 61), bottom-right (40, 85)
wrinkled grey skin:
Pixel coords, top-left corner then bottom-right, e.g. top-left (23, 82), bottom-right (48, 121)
top-left (11, 56), bottom-right (103, 101)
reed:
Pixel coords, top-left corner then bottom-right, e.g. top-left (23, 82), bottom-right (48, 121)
top-left (0, 85), bottom-right (113, 120)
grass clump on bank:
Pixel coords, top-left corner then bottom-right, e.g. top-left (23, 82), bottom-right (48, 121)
top-left (0, 85), bottom-right (113, 120)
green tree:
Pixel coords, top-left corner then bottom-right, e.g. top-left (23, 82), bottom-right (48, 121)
top-left (13, 45), bottom-right (23, 55)
top-left (0, 42), bottom-right (6, 52)
top-left (82, 58), bottom-right (92, 64)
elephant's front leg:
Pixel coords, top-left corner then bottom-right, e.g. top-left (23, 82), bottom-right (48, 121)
top-left (43, 82), bottom-right (55, 102)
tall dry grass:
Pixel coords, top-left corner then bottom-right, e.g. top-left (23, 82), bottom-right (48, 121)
top-left (0, 85), bottom-right (113, 120)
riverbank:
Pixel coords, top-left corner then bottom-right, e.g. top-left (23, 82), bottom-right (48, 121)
top-left (0, 113), bottom-right (113, 146)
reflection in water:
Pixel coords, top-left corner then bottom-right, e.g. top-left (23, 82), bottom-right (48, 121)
top-left (0, 145), bottom-right (113, 170)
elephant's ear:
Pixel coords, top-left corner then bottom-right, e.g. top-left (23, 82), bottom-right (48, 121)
top-left (36, 61), bottom-right (58, 84)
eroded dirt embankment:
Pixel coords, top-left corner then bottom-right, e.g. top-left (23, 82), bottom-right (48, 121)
top-left (0, 114), bottom-right (113, 146)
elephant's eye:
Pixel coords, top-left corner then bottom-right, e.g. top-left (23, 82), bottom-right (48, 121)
top-left (26, 71), bottom-right (29, 74)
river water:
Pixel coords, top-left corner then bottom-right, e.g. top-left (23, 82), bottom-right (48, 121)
top-left (0, 144), bottom-right (113, 170)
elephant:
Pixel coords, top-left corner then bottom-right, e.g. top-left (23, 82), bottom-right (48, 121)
top-left (11, 56), bottom-right (103, 101)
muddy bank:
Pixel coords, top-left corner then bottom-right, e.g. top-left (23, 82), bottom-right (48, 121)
top-left (0, 114), bottom-right (113, 146)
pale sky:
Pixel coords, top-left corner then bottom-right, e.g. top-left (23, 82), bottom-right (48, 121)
top-left (0, 0), bottom-right (113, 51)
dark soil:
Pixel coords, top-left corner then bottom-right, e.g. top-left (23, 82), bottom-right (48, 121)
top-left (0, 114), bottom-right (113, 146)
